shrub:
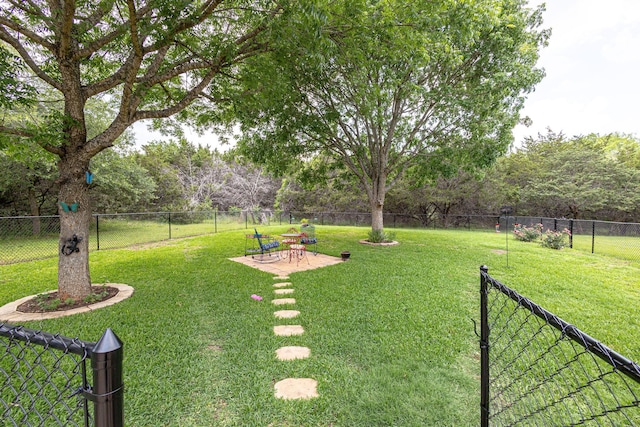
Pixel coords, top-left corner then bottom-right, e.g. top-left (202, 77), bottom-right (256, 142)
top-left (367, 229), bottom-right (396, 243)
top-left (513, 223), bottom-right (543, 242)
top-left (83, 287), bottom-right (109, 304)
top-left (541, 228), bottom-right (571, 250)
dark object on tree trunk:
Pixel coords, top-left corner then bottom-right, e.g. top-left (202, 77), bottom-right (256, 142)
top-left (59, 202), bottom-right (79, 212)
top-left (62, 234), bottom-right (82, 256)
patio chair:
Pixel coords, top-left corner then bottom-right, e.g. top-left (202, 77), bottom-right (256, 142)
top-left (279, 227), bottom-right (300, 261)
top-left (288, 241), bottom-right (309, 265)
top-left (245, 229), bottom-right (280, 262)
top-left (299, 225), bottom-right (318, 255)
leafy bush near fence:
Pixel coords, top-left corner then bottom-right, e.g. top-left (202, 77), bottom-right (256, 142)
top-left (541, 228), bottom-right (572, 249)
top-left (514, 223), bottom-right (571, 250)
top-left (513, 223), bottom-right (543, 242)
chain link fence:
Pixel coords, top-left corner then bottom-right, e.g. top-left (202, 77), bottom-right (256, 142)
top-left (505, 216), bottom-right (640, 262)
top-left (0, 211), bottom-right (246, 264)
top-left (1, 211), bottom-right (639, 264)
top-left (0, 324), bottom-right (123, 427)
top-left (0, 324), bottom-right (91, 426)
top-left (479, 267), bottom-right (640, 426)
top-left (286, 211), bottom-right (502, 230)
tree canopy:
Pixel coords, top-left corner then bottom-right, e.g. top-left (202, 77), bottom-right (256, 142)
top-left (236, 0), bottom-right (549, 233)
top-left (0, 0), bottom-right (304, 299)
top-left (491, 132), bottom-right (640, 220)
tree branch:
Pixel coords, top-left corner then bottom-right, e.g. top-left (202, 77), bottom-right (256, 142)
top-left (0, 16), bottom-right (56, 51)
top-left (58, 0), bottom-right (76, 59)
top-left (0, 28), bottom-right (61, 90)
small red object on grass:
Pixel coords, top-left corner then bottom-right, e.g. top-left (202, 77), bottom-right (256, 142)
top-left (251, 294), bottom-right (263, 301)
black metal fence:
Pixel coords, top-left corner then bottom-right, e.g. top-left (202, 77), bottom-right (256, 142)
top-left (1, 211), bottom-right (639, 264)
top-left (479, 266), bottom-right (640, 426)
top-left (287, 211), bottom-right (502, 230)
top-left (501, 216), bottom-right (640, 261)
top-left (0, 324), bottom-right (124, 426)
top-left (0, 211), bottom-right (250, 264)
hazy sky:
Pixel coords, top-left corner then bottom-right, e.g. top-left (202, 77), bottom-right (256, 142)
top-left (513, 0), bottom-right (640, 144)
top-left (134, 0), bottom-right (640, 148)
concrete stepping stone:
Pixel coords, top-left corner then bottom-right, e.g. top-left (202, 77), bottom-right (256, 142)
top-left (274, 276), bottom-right (289, 281)
top-left (273, 325), bottom-right (304, 336)
top-left (274, 288), bottom-right (294, 295)
top-left (272, 298), bottom-right (295, 305)
top-left (273, 282), bottom-right (292, 288)
top-left (274, 378), bottom-right (318, 400)
top-left (276, 346), bottom-right (311, 361)
top-left (274, 310), bottom-right (300, 319)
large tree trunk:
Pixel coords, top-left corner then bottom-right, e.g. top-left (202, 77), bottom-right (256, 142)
top-left (369, 176), bottom-right (386, 233)
top-left (57, 156), bottom-right (92, 301)
top-left (371, 199), bottom-right (384, 233)
top-left (365, 167), bottom-right (388, 234)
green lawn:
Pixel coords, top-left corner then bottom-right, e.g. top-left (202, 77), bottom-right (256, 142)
top-left (0, 214), bottom-right (260, 264)
top-left (572, 233), bottom-right (640, 261)
top-left (0, 227), bottom-right (638, 426)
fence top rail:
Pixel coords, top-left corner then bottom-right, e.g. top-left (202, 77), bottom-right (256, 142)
top-left (1, 211), bottom-right (639, 225)
top-left (507, 216), bottom-right (640, 227)
top-left (0, 322), bottom-right (95, 356)
top-left (0, 215), bottom-right (61, 220)
top-left (571, 219), bottom-right (640, 226)
top-left (480, 268), bottom-right (640, 384)
top-left (94, 212), bottom-right (171, 217)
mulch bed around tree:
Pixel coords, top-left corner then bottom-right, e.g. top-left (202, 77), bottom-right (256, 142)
top-left (17, 286), bottom-right (120, 313)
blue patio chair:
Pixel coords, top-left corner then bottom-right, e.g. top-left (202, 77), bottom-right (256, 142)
top-left (244, 229), bottom-right (280, 262)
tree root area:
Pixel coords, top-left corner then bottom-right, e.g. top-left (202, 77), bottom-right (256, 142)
top-left (17, 286), bottom-right (119, 313)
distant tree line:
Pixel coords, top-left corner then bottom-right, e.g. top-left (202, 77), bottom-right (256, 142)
top-left (278, 131), bottom-right (640, 223)
top-left (0, 138), bottom-right (280, 217)
top-left (1, 131), bottom-right (639, 223)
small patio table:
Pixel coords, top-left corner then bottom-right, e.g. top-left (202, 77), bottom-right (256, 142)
top-left (280, 233), bottom-right (307, 264)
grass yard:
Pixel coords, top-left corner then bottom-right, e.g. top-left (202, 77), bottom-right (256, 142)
top-left (0, 215), bottom-right (252, 264)
top-left (571, 233), bottom-right (640, 262)
top-left (0, 227), bottom-right (638, 426)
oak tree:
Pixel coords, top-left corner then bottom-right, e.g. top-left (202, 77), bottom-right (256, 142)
top-left (0, 0), bottom-right (294, 299)
top-left (237, 0), bottom-right (549, 234)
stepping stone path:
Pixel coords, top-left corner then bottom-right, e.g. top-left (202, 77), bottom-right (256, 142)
top-left (273, 325), bottom-right (304, 336)
top-left (271, 276), bottom-right (317, 400)
top-left (274, 378), bottom-right (318, 400)
top-left (273, 282), bottom-right (292, 288)
top-left (273, 310), bottom-right (300, 319)
top-left (272, 298), bottom-right (296, 305)
top-left (276, 346), bottom-right (310, 361)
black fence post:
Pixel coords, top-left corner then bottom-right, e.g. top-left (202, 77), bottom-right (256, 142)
top-left (91, 328), bottom-right (124, 427)
top-left (480, 265), bottom-right (490, 427)
top-left (96, 215), bottom-right (100, 251)
top-left (592, 221), bottom-right (595, 254)
top-left (569, 219), bottom-right (574, 248)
